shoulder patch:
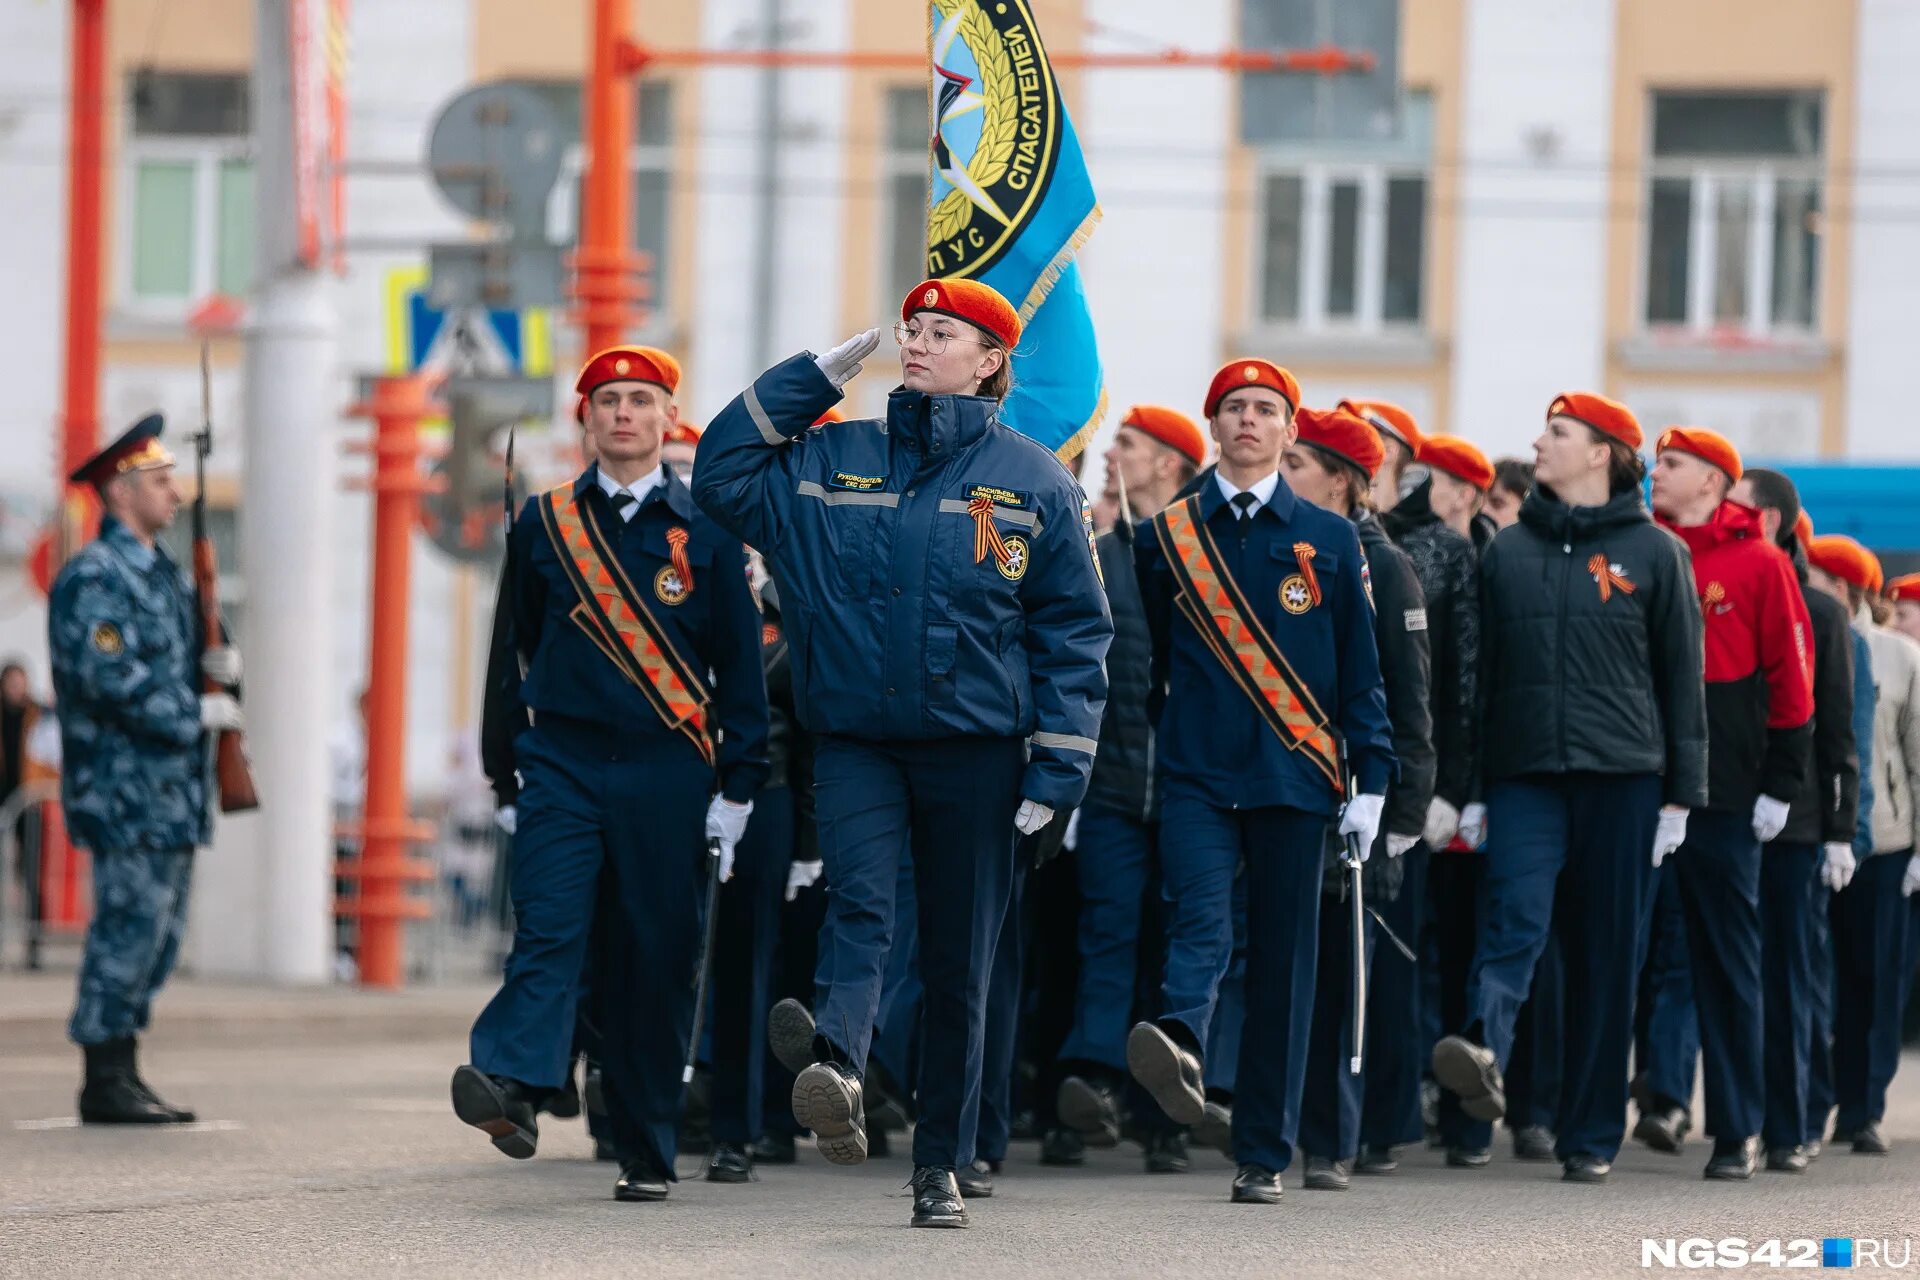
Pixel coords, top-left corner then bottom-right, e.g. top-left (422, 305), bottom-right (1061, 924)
top-left (90, 622), bottom-right (123, 656)
top-left (1403, 607), bottom-right (1428, 632)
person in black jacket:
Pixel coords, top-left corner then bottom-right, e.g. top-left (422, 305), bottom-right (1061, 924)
top-left (1280, 405), bottom-right (1435, 1191)
top-left (1431, 391), bottom-right (1708, 1185)
top-left (1729, 468), bottom-right (1859, 1172)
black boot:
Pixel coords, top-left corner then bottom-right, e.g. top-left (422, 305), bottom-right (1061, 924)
top-left (124, 1037), bottom-right (196, 1123)
top-left (956, 1157), bottom-right (997, 1199)
top-left (706, 1142), bottom-right (755, 1183)
top-left (1056, 1074), bottom-right (1121, 1147)
top-left (77, 1039), bottom-right (176, 1125)
top-left (449, 1065), bottom-right (540, 1159)
top-left (1230, 1163), bottom-right (1283, 1204)
top-left (792, 1061), bottom-right (867, 1165)
top-left (910, 1165), bottom-right (969, 1228)
top-left (1633, 1103), bottom-right (1691, 1154)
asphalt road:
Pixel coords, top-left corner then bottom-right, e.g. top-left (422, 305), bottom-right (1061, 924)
top-left (2, 997), bottom-right (1916, 1279)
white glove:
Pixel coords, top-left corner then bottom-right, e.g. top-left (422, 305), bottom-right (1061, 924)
top-left (200, 645), bottom-right (242, 687)
top-left (1820, 841), bottom-right (1856, 892)
top-left (1652, 807), bottom-right (1689, 867)
top-left (1015, 799), bottom-right (1054, 837)
top-left (1423, 797), bottom-right (1460, 849)
top-left (1338, 794), bottom-right (1385, 863)
top-left (199, 692), bottom-right (244, 733)
top-left (494, 805), bottom-right (517, 836)
top-left (814, 328), bottom-right (881, 389)
top-left (1752, 794), bottom-right (1792, 843)
top-left (1458, 803), bottom-right (1487, 850)
top-left (785, 859), bottom-right (823, 903)
top-left (1903, 852), bottom-right (1920, 898)
top-left (1386, 833), bottom-right (1419, 859)
top-left (705, 796), bottom-right (753, 883)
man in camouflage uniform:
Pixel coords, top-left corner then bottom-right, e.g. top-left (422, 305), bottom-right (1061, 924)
top-left (49, 414), bottom-right (244, 1124)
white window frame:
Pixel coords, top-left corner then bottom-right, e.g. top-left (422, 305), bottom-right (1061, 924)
top-left (1251, 159), bottom-right (1426, 336)
top-left (1642, 159), bottom-right (1820, 338)
top-left (117, 135), bottom-right (252, 319)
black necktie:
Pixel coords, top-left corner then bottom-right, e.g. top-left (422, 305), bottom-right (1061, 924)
top-left (1231, 491), bottom-right (1257, 535)
top-left (611, 491), bottom-right (637, 521)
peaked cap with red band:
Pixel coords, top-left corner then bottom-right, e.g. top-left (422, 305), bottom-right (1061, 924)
top-left (1656, 426), bottom-right (1743, 483)
top-left (902, 278), bottom-right (1021, 349)
top-left (1340, 399), bottom-right (1423, 454)
top-left (1293, 405), bottom-right (1385, 479)
top-left (575, 345), bottom-right (681, 398)
top-left (1419, 434), bottom-right (1495, 491)
top-left (1121, 404), bottom-right (1207, 468)
top-left (1548, 390), bottom-right (1642, 451)
top-left (1205, 359), bottom-right (1300, 420)
top-left (70, 412), bottom-right (175, 489)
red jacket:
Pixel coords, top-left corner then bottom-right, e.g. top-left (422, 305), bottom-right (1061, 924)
top-left (1660, 501), bottom-right (1814, 813)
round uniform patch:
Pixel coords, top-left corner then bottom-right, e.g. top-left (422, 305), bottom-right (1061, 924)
top-left (654, 565), bottom-right (690, 606)
top-left (1279, 575), bottom-right (1314, 615)
top-left (614, 357), bottom-right (631, 375)
top-left (997, 535), bottom-right (1030, 582)
top-left (90, 622), bottom-right (123, 655)
top-left (1243, 364), bottom-right (1260, 381)
top-left (923, 286), bottom-right (940, 308)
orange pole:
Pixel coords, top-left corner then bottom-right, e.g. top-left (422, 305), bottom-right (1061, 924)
top-left (59, 0), bottom-right (107, 553)
top-left (577, 0), bottom-right (641, 353)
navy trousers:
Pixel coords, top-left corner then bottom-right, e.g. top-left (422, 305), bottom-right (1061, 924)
top-left (1805, 875), bottom-right (1836, 1139)
top-left (808, 734), bottom-right (1023, 1168)
top-left (1636, 860), bottom-right (1700, 1113)
top-left (1467, 772), bottom-right (1661, 1162)
top-left (1301, 882), bottom-right (1375, 1161)
top-left (470, 719), bottom-right (710, 1178)
top-left (708, 786), bottom-right (795, 1146)
top-left (1157, 792), bottom-right (1326, 1172)
top-left (1505, 931), bottom-right (1565, 1133)
top-left (1058, 805), bottom-right (1155, 1076)
top-left (1673, 808), bottom-right (1765, 1142)
top-left (1832, 849), bottom-right (1916, 1130)
top-left (1203, 877), bottom-right (1249, 1098)
top-left (1428, 849), bottom-right (1485, 1149)
top-left (1759, 842), bottom-right (1818, 1149)
top-left (762, 860), bottom-right (828, 1139)
top-left (973, 848), bottom-right (1032, 1164)
top-left (866, 839), bottom-right (922, 1108)
top-left (1361, 842), bottom-right (1428, 1149)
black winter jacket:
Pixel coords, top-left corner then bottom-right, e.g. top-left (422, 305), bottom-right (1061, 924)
top-left (1781, 539), bottom-right (1860, 846)
top-left (1084, 526), bottom-right (1154, 820)
top-left (1357, 513), bottom-right (1435, 837)
top-left (1381, 480), bottom-right (1481, 808)
top-left (1478, 487), bottom-right (1708, 807)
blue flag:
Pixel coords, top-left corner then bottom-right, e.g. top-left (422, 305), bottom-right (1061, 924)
top-left (927, 0), bottom-right (1105, 457)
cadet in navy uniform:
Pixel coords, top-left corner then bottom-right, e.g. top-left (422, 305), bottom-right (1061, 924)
top-left (1128, 360), bottom-right (1394, 1206)
top-left (51, 415), bottom-right (246, 1124)
top-left (694, 278), bottom-right (1111, 1230)
top-left (453, 346), bottom-right (770, 1204)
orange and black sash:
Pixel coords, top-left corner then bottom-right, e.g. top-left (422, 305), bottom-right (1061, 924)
top-left (1152, 494), bottom-right (1340, 790)
top-left (538, 485), bottom-right (714, 765)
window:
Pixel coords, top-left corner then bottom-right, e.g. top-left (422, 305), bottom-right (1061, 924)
top-left (538, 80), bottom-right (675, 316)
top-left (1642, 91), bottom-right (1823, 335)
top-left (122, 72), bottom-right (254, 311)
top-left (1251, 93), bottom-right (1430, 333)
top-left (881, 86), bottom-right (930, 312)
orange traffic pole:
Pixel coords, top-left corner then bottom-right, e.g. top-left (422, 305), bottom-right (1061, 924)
top-left (575, 0), bottom-right (645, 352)
top-left (58, 0), bottom-right (107, 557)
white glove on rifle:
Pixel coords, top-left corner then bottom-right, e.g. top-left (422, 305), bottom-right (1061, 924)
top-left (1751, 794), bottom-right (1791, 844)
top-left (200, 645), bottom-right (242, 687)
top-left (785, 859), bottom-right (823, 903)
top-left (813, 329), bottom-right (881, 389)
top-left (1820, 841), bottom-right (1855, 892)
top-left (1652, 807), bottom-right (1689, 867)
top-left (1015, 799), bottom-right (1054, 837)
top-left (1423, 797), bottom-right (1460, 849)
top-left (199, 692), bottom-right (244, 733)
top-left (1903, 852), bottom-right (1920, 898)
top-left (1338, 794), bottom-right (1385, 864)
top-left (1457, 802), bottom-right (1487, 850)
top-left (705, 796), bottom-right (753, 883)
top-left (1385, 833), bottom-right (1419, 859)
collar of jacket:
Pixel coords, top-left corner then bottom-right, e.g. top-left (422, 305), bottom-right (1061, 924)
top-left (885, 386), bottom-right (998, 457)
top-left (1380, 476), bottom-right (1439, 541)
top-left (1655, 498), bottom-right (1764, 555)
top-left (1785, 531), bottom-right (1812, 584)
top-left (572, 459), bottom-right (698, 522)
top-left (99, 514), bottom-right (164, 571)
top-left (1519, 484), bottom-right (1651, 542)
top-left (1187, 462), bottom-right (1299, 526)
top-left (1353, 509), bottom-right (1389, 549)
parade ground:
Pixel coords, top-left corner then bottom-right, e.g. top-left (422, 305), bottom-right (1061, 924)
top-left (0, 974), bottom-right (1913, 1280)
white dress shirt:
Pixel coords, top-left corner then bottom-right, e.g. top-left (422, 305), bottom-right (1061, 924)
top-left (598, 464), bottom-right (665, 521)
top-left (1213, 469), bottom-right (1280, 514)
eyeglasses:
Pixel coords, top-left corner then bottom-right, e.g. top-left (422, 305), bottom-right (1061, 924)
top-left (892, 322), bottom-right (993, 354)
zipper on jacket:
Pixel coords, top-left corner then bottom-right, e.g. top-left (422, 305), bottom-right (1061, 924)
top-left (1142, 732), bottom-right (1156, 823)
top-left (1557, 540), bottom-right (1573, 770)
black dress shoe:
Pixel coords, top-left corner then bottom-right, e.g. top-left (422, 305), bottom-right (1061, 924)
top-left (1303, 1156), bottom-right (1351, 1191)
top-left (1127, 1023), bottom-right (1206, 1126)
top-left (1634, 1104), bottom-right (1691, 1154)
top-left (1446, 1146), bottom-right (1491, 1168)
top-left (1192, 1099), bottom-right (1233, 1157)
top-left (956, 1158), bottom-right (997, 1199)
top-left (1562, 1155), bottom-right (1611, 1183)
top-left (910, 1166), bottom-right (969, 1228)
top-left (1431, 1036), bottom-right (1506, 1122)
top-left (124, 1039), bottom-right (196, 1123)
top-left (707, 1142), bottom-right (755, 1183)
top-left (1356, 1145), bottom-right (1398, 1175)
top-left (1040, 1126), bottom-right (1086, 1167)
top-left (1766, 1145), bottom-right (1809, 1173)
top-left (1230, 1163), bottom-right (1283, 1204)
top-left (1144, 1129), bottom-right (1190, 1174)
top-left (792, 1061), bottom-right (867, 1165)
top-left (1852, 1122), bottom-right (1890, 1155)
top-left (542, 1063), bottom-right (581, 1119)
top-left (450, 1065), bottom-right (540, 1159)
top-left (1057, 1074), bottom-right (1122, 1147)
top-left (1512, 1125), bottom-right (1556, 1162)
top-left (614, 1159), bottom-right (669, 1201)
top-left (751, 1132), bottom-right (797, 1165)
top-left (767, 998), bottom-right (816, 1076)
top-left (1704, 1137), bottom-right (1757, 1180)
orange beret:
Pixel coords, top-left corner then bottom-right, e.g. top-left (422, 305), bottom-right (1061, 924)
top-left (1793, 509), bottom-right (1814, 546)
top-left (662, 421), bottom-right (701, 447)
top-left (1419, 434), bottom-right (1495, 491)
top-left (1121, 404), bottom-right (1207, 469)
top-left (1293, 405), bottom-right (1385, 479)
top-left (1807, 535), bottom-right (1882, 594)
top-left (1656, 426), bottom-right (1742, 483)
top-left (813, 407), bottom-right (846, 426)
top-left (1887, 573), bottom-right (1920, 604)
top-left (1205, 359), bottom-right (1300, 420)
top-left (1548, 391), bottom-right (1642, 451)
top-left (903, 278), bottom-right (1020, 349)
top-left (576, 345), bottom-right (681, 397)
top-left (1340, 399), bottom-right (1423, 454)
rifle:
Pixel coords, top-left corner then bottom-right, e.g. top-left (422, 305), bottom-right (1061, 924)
top-left (1337, 737), bottom-right (1366, 1076)
top-left (195, 342), bottom-right (259, 812)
